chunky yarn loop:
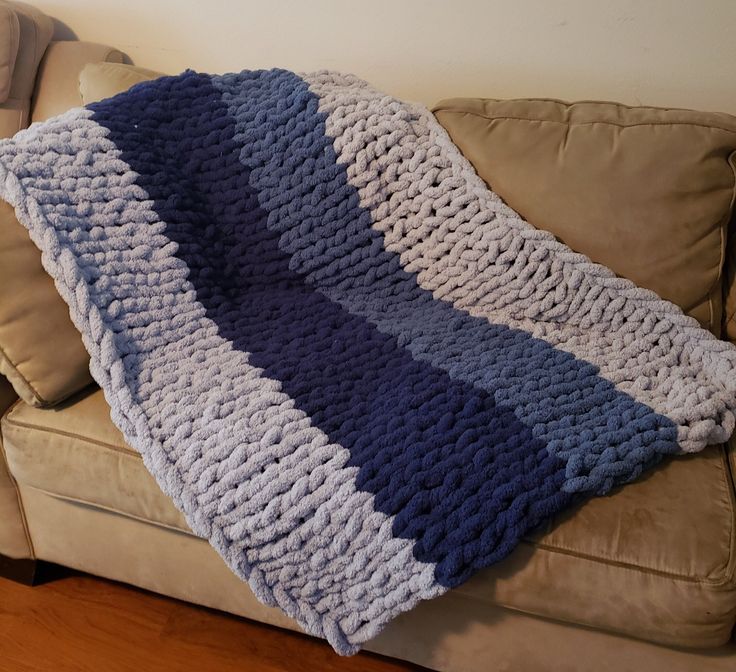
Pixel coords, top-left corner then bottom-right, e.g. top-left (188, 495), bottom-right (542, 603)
top-left (1, 69), bottom-right (735, 654)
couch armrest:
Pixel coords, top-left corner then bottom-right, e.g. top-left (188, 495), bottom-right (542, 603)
top-left (0, 376), bottom-right (31, 559)
top-left (30, 40), bottom-right (123, 123)
top-left (0, 0), bottom-right (53, 138)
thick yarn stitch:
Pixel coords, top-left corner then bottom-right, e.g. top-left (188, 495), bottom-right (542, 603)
top-left (0, 69), bottom-right (735, 654)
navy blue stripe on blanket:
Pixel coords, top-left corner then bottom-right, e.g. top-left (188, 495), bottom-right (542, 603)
top-left (212, 73), bottom-right (680, 497)
top-left (89, 70), bottom-right (675, 587)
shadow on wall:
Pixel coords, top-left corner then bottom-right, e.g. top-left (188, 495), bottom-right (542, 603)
top-left (50, 17), bottom-right (133, 64)
top-left (50, 17), bottom-right (76, 40)
top-left (28, 0), bottom-right (736, 113)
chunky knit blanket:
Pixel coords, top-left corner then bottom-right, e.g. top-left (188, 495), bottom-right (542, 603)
top-left (1, 69), bottom-right (735, 654)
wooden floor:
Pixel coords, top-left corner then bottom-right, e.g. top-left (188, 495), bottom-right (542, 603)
top-left (0, 567), bottom-right (424, 672)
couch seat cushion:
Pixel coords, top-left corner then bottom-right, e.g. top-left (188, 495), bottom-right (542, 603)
top-left (2, 386), bottom-right (735, 648)
top-left (433, 98), bottom-right (736, 335)
top-left (1, 386), bottom-right (188, 531)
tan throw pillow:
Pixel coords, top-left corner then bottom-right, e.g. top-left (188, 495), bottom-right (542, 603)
top-left (79, 62), bottom-right (165, 105)
top-left (0, 63), bottom-right (162, 407)
top-left (0, 199), bottom-right (92, 406)
top-left (433, 98), bottom-right (736, 336)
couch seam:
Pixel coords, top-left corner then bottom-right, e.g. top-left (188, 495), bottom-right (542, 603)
top-left (20, 483), bottom-right (194, 537)
top-left (2, 414), bottom-right (140, 457)
top-left (445, 589), bottom-right (733, 650)
top-left (436, 96), bottom-right (734, 116)
top-left (474, 594), bottom-right (734, 650)
top-left (521, 539), bottom-right (732, 586)
top-left (431, 108), bottom-right (736, 135)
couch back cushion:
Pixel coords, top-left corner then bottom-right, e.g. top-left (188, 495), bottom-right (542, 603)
top-left (4, 83), bottom-right (736, 405)
top-left (433, 98), bottom-right (736, 335)
top-left (0, 59), bottom-right (160, 407)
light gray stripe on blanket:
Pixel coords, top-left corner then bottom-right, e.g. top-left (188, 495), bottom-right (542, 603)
top-left (303, 72), bottom-right (736, 453)
top-left (0, 108), bottom-right (442, 654)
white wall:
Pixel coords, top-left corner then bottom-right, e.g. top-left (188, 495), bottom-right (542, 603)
top-left (29, 0), bottom-right (736, 113)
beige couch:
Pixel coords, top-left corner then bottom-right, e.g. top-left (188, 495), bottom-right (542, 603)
top-left (1, 3), bottom-right (736, 671)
